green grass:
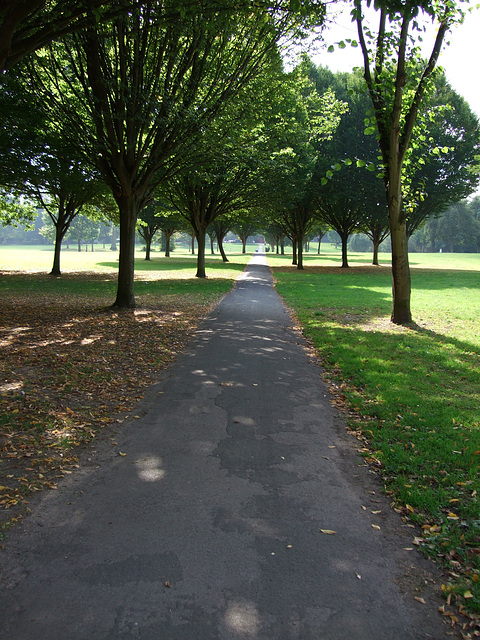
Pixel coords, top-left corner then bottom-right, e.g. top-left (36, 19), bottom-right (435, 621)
top-left (0, 244), bottom-right (256, 276)
top-left (0, 244), bottom-right (257, 302)
top-left (269, 250), bottom-right (480, 612)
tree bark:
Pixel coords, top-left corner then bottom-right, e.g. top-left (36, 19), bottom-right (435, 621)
top-left (113, 196), bottom-right (137, 308)
top-left (164, 230), bottom-right (174, 257)
top-left (50, 226), bottom-right (64, 276)
top-left (297, 234), bottom-right (304, 270)
top-left (196, 228), bottom-right (207, 278)
top-left (389, 185), bottom-right (411, 322)
top-left (145, 236), bottom-right (152, 261)
top-left (341, 233), bottom-right (349, 268)
top-left (292, 238), bottom-right (297, 265)
top-left (218, 235), bottom-right (229, 262)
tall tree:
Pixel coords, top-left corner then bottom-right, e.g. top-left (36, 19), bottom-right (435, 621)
top-left (404, 72), bottom-right (480, 237)
top-left (28, 1), bottom-right (322, 306)
top-left (260, 58), bottom-right (347, 269)
top-left (354, 0), bottom-right (464, 323)
top-left (137, 201), bottom-right (161, 261)
top-left (0, 1), bottom-right (141, 71)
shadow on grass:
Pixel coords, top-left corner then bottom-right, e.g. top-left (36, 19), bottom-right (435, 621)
top-left (301, 318), bottom-right (480, 514)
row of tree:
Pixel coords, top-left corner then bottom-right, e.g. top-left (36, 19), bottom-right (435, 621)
top-left (0, 0), bottom-right (478, 323)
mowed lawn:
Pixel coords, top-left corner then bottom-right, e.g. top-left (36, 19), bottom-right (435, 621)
top-left (268, 248), bottom-right (480, 617)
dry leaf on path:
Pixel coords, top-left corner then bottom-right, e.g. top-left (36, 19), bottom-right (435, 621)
top-left (320, 529), bottom-right (337, 535)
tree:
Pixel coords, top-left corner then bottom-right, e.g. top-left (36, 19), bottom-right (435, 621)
top-left (29, 137), bottom-right (103, 275)
top-left (0, 1), bottom-right (141, 71)
top-left (65, 212), bottom-right (101, 251)
top-left (404, 72), bottom-right (480, 237)
top-left (260, 58), bottom-right (347, 269)
top-left (212, 215), bottom-right (237, 262)
top-left (233, 212), bottom-right (259, 253)
top-left (0, 69), bottom-right (103, 273)
top-left (0, 191), bottom-right (35, 228)
top-left (353, 0), bottom-right (464, 323)
top-left (314, 67), bottom-right (383, 267)
top-left (28, 1), bottom-right (322, 306)
top-left (413, 200), bottom-right (480, 252)
top-left (137, 202), bottom-right (162, 261)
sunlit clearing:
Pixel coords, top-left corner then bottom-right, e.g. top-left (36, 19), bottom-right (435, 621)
top-left (134, 455), bottom-right (166, 482)
top-left (225, 600), bottom-right (260, 637)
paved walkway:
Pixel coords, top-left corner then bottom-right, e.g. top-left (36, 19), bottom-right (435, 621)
top-left (0, 256), bottom-right (451, 639)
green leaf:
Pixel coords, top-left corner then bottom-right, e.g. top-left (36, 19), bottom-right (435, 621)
top-left (338, 41), bottom-right (346, 49)
top-left (327, 45), bottom-right (335, 53)
top-left (321, 177), bottom-right (328, 185)
top-left (364, 126), bottom-right (376, 135)
top-left (356, 159), bottom-right (366, 167)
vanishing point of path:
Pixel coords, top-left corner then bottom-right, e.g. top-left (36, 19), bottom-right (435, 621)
top-left (1, 255), bottom-right (454, 640)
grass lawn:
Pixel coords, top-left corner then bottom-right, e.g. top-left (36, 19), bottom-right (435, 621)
top-left (268, 248), bottom-right (480, 620)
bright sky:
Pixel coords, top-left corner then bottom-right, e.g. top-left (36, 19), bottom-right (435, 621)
top-left (309, 2), bottom-right (480, 118)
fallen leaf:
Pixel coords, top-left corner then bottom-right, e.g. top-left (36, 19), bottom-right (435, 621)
top-left (464, 591), bottom-right (474, 599)
top-left (414, 597), bottom-right (426, 605)
top-left (320, 529), bottom-right (337, 535)
top-left (118, 452), bottom-right (127, 456)
top-left (371, 524), bottom-right (381, 530)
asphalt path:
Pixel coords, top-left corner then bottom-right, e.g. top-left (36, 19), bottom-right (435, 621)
top-left (0, 255), bottom-right (454, 639)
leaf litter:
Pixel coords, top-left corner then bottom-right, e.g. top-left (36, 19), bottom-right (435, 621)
top-left (0, 277), bottom-right (222, 530)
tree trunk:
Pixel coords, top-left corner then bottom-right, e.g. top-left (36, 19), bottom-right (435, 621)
top-left (191, 234), bottom-right (195, 255)
top-left (164, 231), bottom-right (173, 257)
top-left (196, 228), bottom-right (207, 278)
top-left (292, 238), bottom-right (297, 265)
top-left (388, 173), bottom-right (412, 323)
top-left (218, 234), bottom-right (229, 262)
top-left (145, 235), bottom-right (151, 261)
top-left (77, 239), bottom-right (81, 252)
top-left (113, 197), bottom-right (137, 308)
top-left (372, 239), bottom-right (380, 266)
top-left (241, 236), bottom-right (247, 253)
top-left (50, 226), bottom-right (64, 276)
top-left (297, 234), bottom-right (304, 270)
top-left (280, 238), bottom-right (285, 255)
top-left (341, 233), bottom-right (349, 268)
top-left (209, 234), bottom-right (215, 255)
